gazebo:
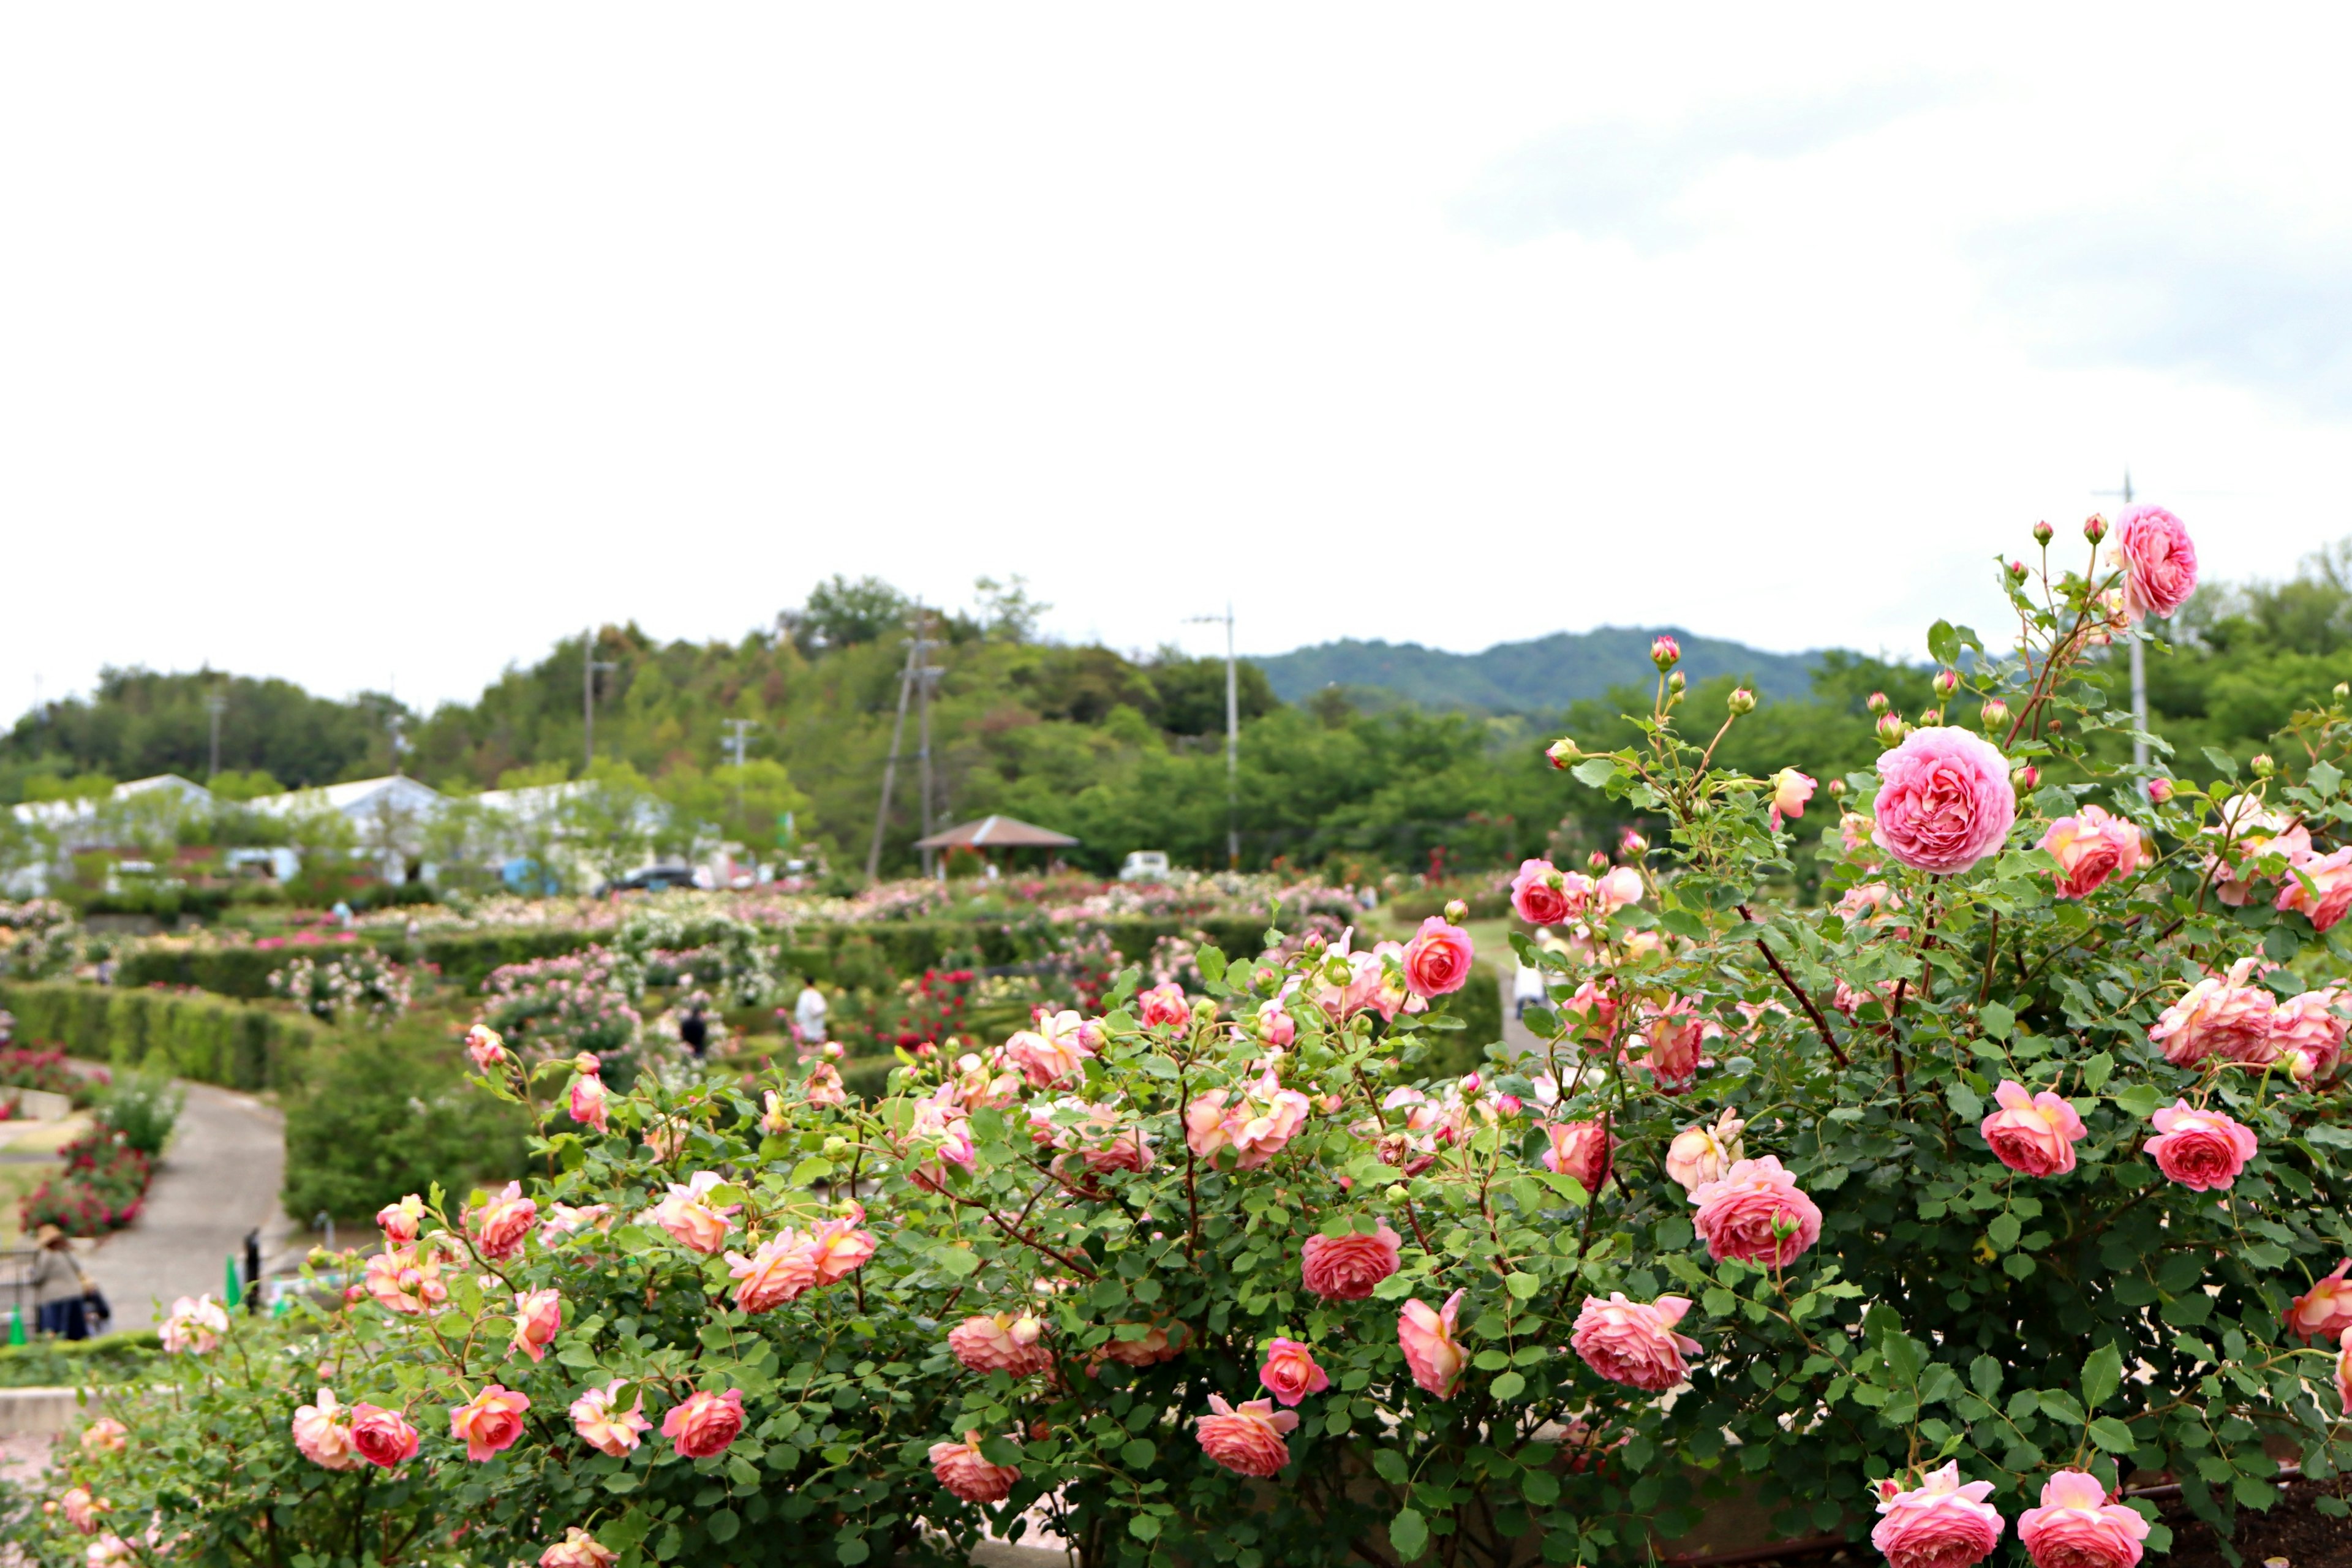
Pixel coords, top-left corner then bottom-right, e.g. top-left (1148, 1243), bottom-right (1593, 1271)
top-left (913, 815), bottom-right (1079, 877)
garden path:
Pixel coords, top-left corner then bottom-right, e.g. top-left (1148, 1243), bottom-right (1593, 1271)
top-left (84, 1083), bottom-right (290, 1330)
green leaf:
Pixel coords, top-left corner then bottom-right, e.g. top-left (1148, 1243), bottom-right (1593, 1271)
top-left (1390, 1508), bottom-right (1430, 1562)
top-left (1978, 1003), bottom-right (2015, 1041)
top-left (2313, 760), bottom-right (2345, 797)
top-left (1504, 1272), bottom-right (1540, 1301)
top-left (2203, 745), bottom-right (2240, 783)
top-left (1571, 757), bottom-right (1617, 788)
top-left (2081, 1052), bottom-right (2115, 1092)
top-left (2111, 1083), bottom-right (2164, 1120)
top-left (2081, 1343), bottom-right (2122, 1409)
top-left (598, 1508), bottom-right (654, 1551)
top-left (2088, 1417), bottom-right (2139, 1453)
top-left (1129, 1516), bottom-right (1161, 1542)
top-left (1373, 1448), bottom-right (1410, 1487)
top-left (835, 1540), bottom-right (871, 1566)
top-left (935, 1248), bottom-right (981, 1279)
top-left (707, 1509), bottom-right (741, 1543)
top-left (1988, 1212), bottom-right (2021, 1251)
top-left (1197, 945), bottom-right (1229, 984)
top-left (1120, 1438), bottom-right (1156, 1468)
top-left (786, 1156), bottom-right (834, 1187)
top-left (1491, 1371), bottom-right (1527, 1401)
top-left (1521, 1469), bottom-right (1560, 1507)
top-left (1928, 620), bottom-right (1960, 666)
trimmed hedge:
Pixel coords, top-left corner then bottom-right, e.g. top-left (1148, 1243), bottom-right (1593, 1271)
top-left (117, 945), bottom-right (283, 998)
top-left (0, 981), bottom-right (323, 1094)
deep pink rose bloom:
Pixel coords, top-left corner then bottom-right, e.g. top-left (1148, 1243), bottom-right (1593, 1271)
top-left (660, 1387), bottom-right (744, 1459)
top-left (2112, 503), bottom-right (2198, 621)
top-left (930, 1432), bottom-right (1022, 1502)
top-left (1636, 998), bottom-right (1717, 1090)
top-left (1689, 1156), bottom-right (1823, 1268)
top-left (1540, 1120), bottom-right (1616, 1193)
top-left (1978, 1080), bottom-right (2086, 1177)
top-left (2146, 1101), bottom-right (2258, 1191)
top-left (1570, 1294), bottom-right (1703, 1392)
top-left (349, 1403), bottom-right (420, 1469)
top-left (2040, 804), bottom-right (2143, 899)
top-left (568, 1071), bottom-right (609, 1133)
top-left (948, 1313), bottom-right (1052, 1377)
top-left (2148, 959), bottom-right (2277, 1066)
top-left (1510, 859), bottom-right (1589, 926)
top-left (1871, 1462), bottom-right (2003, 1568)
top-left (1871, 727), bottom-right (2017, 875)
top-left (1402, 917), bottom-right (1475, 998)
top-left (1194, 1395), bottom-right (1298, 1477)
top-left (467, 1182), bottom-right (538, 1262)
top-left (1398, 1290), bottom-right (1468, 1400)
top-left (2286, 1260), bottom-right (2352, 1342)
top-left (2017, 1469), bottom-right (2148, 1568)
top-left (2278, 845), bottom-right (2352, 933)
top-left (1137, 983), bottom-right (1190, 1030)
top-left (1301, 1221), bottom-right (1403, 1300)
top-left (1257, 1338), bottom-right (1330, 1407)
top-left (449, 1385), bottom-right (530, 1463)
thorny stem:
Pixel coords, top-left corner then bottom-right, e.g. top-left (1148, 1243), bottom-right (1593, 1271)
top-left (1737, 903), bottom-right (1850, 1068)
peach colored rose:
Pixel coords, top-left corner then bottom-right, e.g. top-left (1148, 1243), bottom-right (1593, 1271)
top-left (79, 1418), bottom-right (127, 1454)
top-left (1511, 859), bottom-right (1590, 926)
top-left (349, 1403), bottom-right (420, 1469)
top-left (1634, 997), bottom-right (1718, 1090)
top-left (1185, 1071), bottom-right (1311, 1169)
top-left (930, 1432), bottom-right (1022, 1502)
top-left (644, 1171), bottom-right (739, 1254)
top-left (1871, 727), bottom-right (2016, 875)
top-left (1594, 866), bottom-right (1645, 914)
top-left (949, 1313), bottom-right (1052, 1376)
top-left (2146, 1101), bottom-right (2257, 1191)
top-left (1300, 1221), bottom-right (1403, 1300)
top-left (1665, 1109), bottom-right (1746, 1193)
top-left (468, 1181), bottom-right (538, 1262)
top-left (568, 1071), bottom-right (609, 1132)
top-left (1689, 1156), bottom-right (1822, 1268)
top-left (2017, 1469), bottom-right (2147, 1568)
top-left (2287, 1260), bottom-right (2352, 1343)
top-left (1098, 1320), bottom-right (1191, 1367)
top-left (807, 1212), bottom-right (879, 1284)
top-left (660, 1387), bottom-right (744, 1459)
top-left (1002, 1010), bottom-right (1100, 1088)
top-left (1836, 881), bottom-right (1903, 925)
top-left (1540, 1120), bottom-right (1615, 1194)
top-left (376, 1193), bottom-right (424, 1245)
top-left (1571, 1293), bottom-right (1703, 1392)
top-left (570, 1379), bottom-right (651, 1457)
top-left (363, 1246), bottom-right (447, 1315)
top-left (1399, 1292), bottom-right (1468, 1400)
top-left (1254, 998), bottom-right (1297, 1049)
top-left (2337, 1327), bottom-right (2352, 1416)
top-left (293, 1389), bottom-right (360, 1471)
top-left (1558, 980), bottom-right (1620, 1047)
top-left (2148, 959), bottom-right (2276, 1067)
top-left (1194, 1395), bottom-right (1298, 1477)
top-left (2278, 845), bottom-right (2352, 933)
top-left (464, 1023), bottom-right (507, 1069)
top-left (2272, 988), bottom-right (2348, 1080)
top-left (539, 1202), bottom-right (612, 1243)
top-left (1137, 983), bottom-right (1191, 1030)
top-left (804, 1062), bottom-right (847, 1107)
top-left (2111, 503), bottom-right (2197, 621)
top-left (1871, 1462), bottom-right (2004, 1568)
top-left (1257, 1338), bottom-right (1330, 1407)
top-left (540, 1527), bottom-right (620, 1568)
top-left (159, 1294), bottom-right (229, 1354)
top-left (726, 1235), bottom-right (821, 1313)
top-left (1402, 916), bottom-right (1476, 998)
top-left (59, 1485), bottom-right (107, 1534)
top-left (2041, 804), bottom-right (2143, 899)
top-left (1770, 769), bottom-right (1816, 832)
top-left (85, 1535), bottom-right (134, 1566)
top-left (510, 1288), bottom-right (562, 1363)
top-left (1978, 1081), bottom-right (2086, 1178)
top-left (449, 1384), bottom-right (530, 1462)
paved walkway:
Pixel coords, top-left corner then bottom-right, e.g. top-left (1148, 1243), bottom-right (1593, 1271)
top-left (84, 1083), bottom-right (288, 1329)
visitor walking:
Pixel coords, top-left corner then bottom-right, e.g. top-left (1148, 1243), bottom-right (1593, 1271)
top-left (792, 982), bottom-right (829, 1047)
top-left (679, 1005), bottom-right (709, 1061)
top-left (27, 1225), bottom-right (103, 1341)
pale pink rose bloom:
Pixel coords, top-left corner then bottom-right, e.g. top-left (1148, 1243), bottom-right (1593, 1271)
top-left (1398, 1291), bottom-right (1469, 1400)
top-left (1185, 1071), bottom-right (1311, 1169)
top-left (1594, 867), bottom-right (1645, 914)
top-left (2286, 1260), bottom-right (2352, 1342)
top-left (1559, 980), bottom-right (1620, 1046)
top-left (568, 1071), bottom-right (609, 1132)
top-left (2040, 804), bottom-right (2143, 899)
top-left (59, 1485), bottom-right (107, 1533)
top-left (1689, 1157), bottom-right (1823, 1268)
top-left (468, 1182), bottom-right (538, 1262)
top-left (159, 1294), bottom-right (229, 1354)
top-left (1841, 812), bottom-right (1876, 856)
top-left (930, 1432), bottom-right (1022, 1502)
top-left (510, 1288), bottom-right (562, 1362)
top-left (1002, 1010), bottom-right (1100, 1088)
top-left (2271, 989), bottom-right (2348, 1080)
top-left (349, 1403), bottom-right (420, 1469)
top-left (85, 1534), bottom-right (134, 1565)
top-left (1137, 983), bottom-right (1191, 1029)
top-left (464, 1023), bottom-right (508, 1069)
top-left (660, 1387), bottom-right (744, 1458)
top-left (540, 1526), bottom-right (620, 1568)
top-left (2278, 845), bottom-right (2352, 933)
top-left (376, 1193), bottom-right (425, 1245)
top-left (1540, 1120), bottom-right (1616, 1193)
top-left (449, 1384), bottom-right (530, 1462)
top-left (1571, 1293), bottom-right (1703, 1392)
top-left (726, 1234), bottom-right (820, 1313)
top-left (570, 1379), bottom-right (652, 1457)
top-left (904, 1085), bottom-right (979, 1191)
top-left (949, 1313), bottom-right (1052, 1376)
top-left (806, 1213), bottom-right (879, 1284)
top-left (2337, 1327), bottom-right (2352, 1415)
top-left (1769, 769), bottom-right (1817, 832)
top-left (1665, 1110), bottom-right (1746, 1193)
top-left (1634, 998), bottom-right (1718, 1090)
top-left (1255, 998), bottom-right (1297, 1049)
top-left (1193, 1395), bottom-right (1299, 1477)
top-left (803, 1062), bottom-right (847, 1107)
top-left (1257, 1338), bottom-right (1330, 1407)
top-left (644, 1171), bottom-right (740, 1254)
top-left (1301, 1222), bottom-right (1403, 1300)
top-left (1836, 883), bottom-right (1904, 928)
top-left (760, 1088), bottom-right (792, 1134)
top-left (539, 1202), bottom-right (612, 1243)
top-left (1510, 859), bottom-right (1591, 925)
top-left (1871, 727), bottom-right (2017, 875)
top-left (2111, 502), bottom-right (2198, 621)
top-left (1098, 1320), bottom-right (1191, 1367)
top-left (1403, 916), bottom-right (1476, 998)
top-left (363, 1246), bottom-right (446, 1316)
top-left (1871, 1462), bottom-right (2004, 1568)
top-left (641, 1124), bottom-right (686, 1161)
top-left (1978, 1081), bottom-right (2086, 1177)
top-left (79, 1418), bottom-right (127, 1454)
top-left (2017, 1469), bottom-right (2149, 1568)
top-left (2146, 1101), bottom-right (2258, 1191)
top-left (2148, 959), bottom-right (2276, 1067)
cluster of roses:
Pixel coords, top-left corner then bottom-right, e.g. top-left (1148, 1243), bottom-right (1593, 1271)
top-left (2207, 794), bottom-right (2352, 933)
top-left (37, 1415), bottom-right (152, 1566)
top-left (1861, 1463), bottom-right (2151, 1568)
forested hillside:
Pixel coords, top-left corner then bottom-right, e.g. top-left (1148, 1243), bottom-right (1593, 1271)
top-left (1253, 627), bottom-right (1823, 710)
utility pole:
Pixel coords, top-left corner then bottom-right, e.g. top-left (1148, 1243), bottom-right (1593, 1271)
top-left (205, 691), bottom-right (227, 780)
top-left (2094, 470), bottom-right (2149, 766)
top-left (916, 606), bottom-right (945, 879)
top-left (867, 631), bottom-right (921, 882)
top-left (582, 628), bottom-right (618, 773)
top-left (1185, 605), bottom-right (1241, 869)
top-left (722, 717), bottom-right (757, 834)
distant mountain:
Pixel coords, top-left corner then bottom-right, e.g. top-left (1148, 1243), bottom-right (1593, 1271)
top-left (1249, 627), bottom-right (1827, 714)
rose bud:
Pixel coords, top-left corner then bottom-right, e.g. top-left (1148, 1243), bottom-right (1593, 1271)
top-left (1980, 699), bottom-right (2010, 728)
top-left (2084, 513), bottom-right (2108, 543)
top-left (1667, 671), bottom-right (1686, 694)
top-left (2007, 560), bottom-right (2030, 584)
top-left (1459, 1072), bottom-right (1482, 1095)
top-left (2146, 777), bottom-right (2174, 804)
top-left (1866, 692), bottom-right (1891, 715)
top-left (1588, 851), bottom-right (1610, 872)
top-left (1444, 899), bottom-right (1469, 924)
top-left (1875, 712), bottom-right (1906, 745)
top-left (2032, 520), bottom-right (2054, 545)
top-left (2011, 764), bottom-right (2040, 790)
top-left (2337, 682), bottom-right (2350, 700)
top-left (1934, 669), bottom-right (1959, 698)
top-left (1621, 828), bottom-right (1648, 856)
top-left (1727, 687), bottom-right (1756, 715)
top-left (1917, 709), bottom-right (1942, 726)
top-left (1651, 635), bottom-right (1681, 671)
top-left (1494, 1095), bottom-right (1523, 1118)
top-left (2252, 753), bottom-right (2277, 778)
top-left (1825, 778), bottom-right (1845, 797)
top-left (1545, 737), bottom-right (1579, 769)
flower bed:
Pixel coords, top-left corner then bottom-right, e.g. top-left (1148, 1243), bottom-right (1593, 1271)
top-left (22, 1131), bottom-right (152, 1237)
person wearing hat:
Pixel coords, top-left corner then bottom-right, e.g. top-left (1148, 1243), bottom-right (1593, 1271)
top-left (28, 1225), bottom-right (99, 1340)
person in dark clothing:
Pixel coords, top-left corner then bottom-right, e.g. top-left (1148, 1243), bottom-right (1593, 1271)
top-left (28, 1225), bottom-right (92, 1340)
top-left (679, 1006), bottom-right (709, 1061)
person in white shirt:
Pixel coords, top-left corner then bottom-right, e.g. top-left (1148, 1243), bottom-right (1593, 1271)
top-left (792, 983), bottom-right (829, 1046)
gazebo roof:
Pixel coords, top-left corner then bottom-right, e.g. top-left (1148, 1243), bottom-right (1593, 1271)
top-left (913, 815), bottom-right (1079, 850)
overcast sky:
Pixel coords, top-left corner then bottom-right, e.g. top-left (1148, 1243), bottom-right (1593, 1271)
top-left (6, 7), bottom-right (2352, 718)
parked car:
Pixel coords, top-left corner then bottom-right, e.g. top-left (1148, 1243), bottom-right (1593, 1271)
top-left (1118, 851), bottom-right (1172, 883)
top-left (597, 865), bottom-right (699, 895)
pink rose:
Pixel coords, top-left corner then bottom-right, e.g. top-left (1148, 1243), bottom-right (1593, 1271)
top-left (1510, 859), bottom-right (1590, 926)
top-left (1402, 916), bottom-right (1475, 998)
top-left (644, 1171), bottom-right (739, 1254)
top-left (2018, 1469), bottom-right (2149, 1568)
top-left (160, 1294), bottom-right (229, 1354)
top-left (1255, 999), bottom-right (1297, 1049)
top-left (660, 1387), bottom-right (744, 1459)
top-left (1098, 1320), bottom-right (1191, 1368)
top-left (349, 1403), bottom-right (420, 1469)
top-left (1872, 1463), bottom-right (2004, 1568)
top-left (509, 1288), bottom-right (562, 1363)
top-left (2286, 1260), bottom-right (2352, 1342)
top-left (1002, 1010), bottom-right (1099, 1087)
top-left (570, 1379), bottom-right (651, 1457)
top-left (567, 1071), bottom-right (609, 1133)
top-left (2111, 502), bottom-right (2198, 621)
top-left (803, 1061), bottom-right (848, 1107)
top-left (1193, 1395), bottom-right (1298, 1477)
top-left (2272, 989), bottom-right (2348, 1080)
top-left (2338, 1329), bottom-right (2352, 1416)
top-left (363, 1247), bottom-right (446, 1315)
top-left (1570, 1293), bottom-right (1703, 1392)
top-left (1770, 768), bottom-right (1817, 832)
top-left (1665, 1110), bottom-right (1746, 1193)
top-left (726, 1235), bottom-right (821, 1313)
top-left (1559, 980), bottom-right (1620, 1046)
top-left (1689, 1156), bottom-right (1823, 1268)
top-left (1398, 1291), bottom-right (1468, 1400)
top-left (1300, 1221), bottom-right (1403, 1299)
top-left (1185, 1071), bottom-right (1311, 1169)
top-left (949, 1313), bottom-right (1052, 1376)
top-left (1540, 1120), bottom-right (1616, 1193)
top-left (376, 1194), bottom-right (424, 1245)
top-left (1978, 1080), bottom-right (2086, 1178)
top-left (2147, 957), bottom-right (2277, 1067)
top-left (930, 1431), bottom-right (1022, 1502)
top-left (1137, 983), bottom-right (1190, 1030)
top-left (79, 1418), bottom-right (127, 1454)
top-left (540, 1202), bottom-right (611, 1243)
top-left (292, 1388), bottom-right (359, 1471)
top-left (449, 1384), bottom-right (530, 1462)
top-left (2040, 804), bottom-right (2143, 899)
top-left (59, 1485), bottom-right (107, 1534)
top-left (540, 1527), bottom-right (620, 1568)
top-left (1871, 727), bottom-right (2017, 875)
top-left (807, 1212), bottom-right (879, 1284)
top-left (1594, 865), bottom-right (1645, 914)
top-left (464, 1023), bottom-right (508, 1069)
top-left (2146, 1101), bottom-right (2258, 1191)
top-left (1257, 1338), bottom-right (1330, 1407)
top-left (1635, 998), bottom-right (1717, 1090)
top-left (467, 1182), bottom-right (538, 1262)
top-left (2278, 845), bottom-right (2352, 933)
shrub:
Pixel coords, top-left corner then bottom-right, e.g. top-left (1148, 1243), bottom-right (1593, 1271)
top-left (23, 1130), bottom-right (153, 1236)
top-left (268, 949), bottom-right (415, 1025)
top-left (0, 1046), bottom-right (104, 1106)
top-left (279, 1022), bottom-right (531, 1223)
top-left (0, 979), bottom-right (322, 1093)
top-left (93, 1070), bottom-right (182, 1156)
